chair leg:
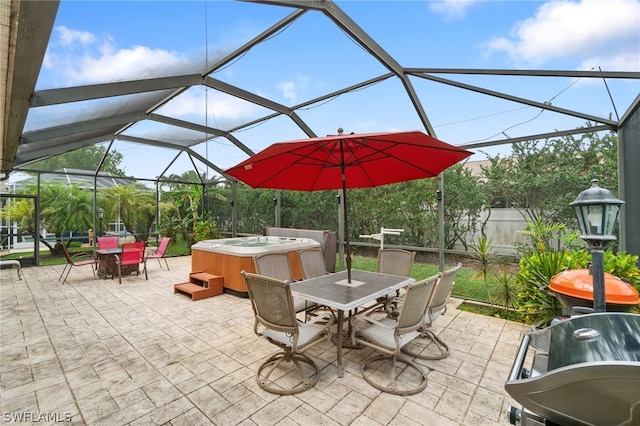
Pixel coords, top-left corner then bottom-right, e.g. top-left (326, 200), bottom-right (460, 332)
top-left (143, 261), bottom-right (148, 280)
top-left (401, 329), bottom-right (449, 360)
top-left (118, 264), bottom-right (122, 284)
top-left (257, 349), bottom-right (320, 395)
top-left (360, 353), bottom-right (428, 395)
top-left (163, 257), bottom-right (169, 270)
top-left (61, 266), bottom-right (72, 285)
top-left (58, 264), bottom-right (70, 282)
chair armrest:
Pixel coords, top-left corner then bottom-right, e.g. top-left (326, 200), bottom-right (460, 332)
top-left (145, 247), bottom-right (158, 256)
top-left (71, 252), bottom-right (95, 261)
top-left (357, 315), bottom-right (396, 329)
top-left (302, 311), bottom-right (335, 328)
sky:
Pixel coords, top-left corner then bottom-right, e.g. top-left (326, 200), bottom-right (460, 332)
top-left (23, 0), bottom-right (640, 182)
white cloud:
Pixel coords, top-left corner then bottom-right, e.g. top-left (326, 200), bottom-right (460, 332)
top-left (428, 0), bottom-right (480, 20)
top-left (484, 0), bottom-right (640, 70)
top-left (41, 26), bottom-right (259, 125)
top-left (55, 26), bottom-right (96, 46)
top-left (159, 88), bottom-right (258, 124)
top-left (44, 26), bottom-right (196, 85)
top-left (278, 81), bottom-right (298, 104)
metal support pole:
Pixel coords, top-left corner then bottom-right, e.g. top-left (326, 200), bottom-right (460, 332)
top-left (590, 247), bottom-right (606, 312)
top-left (437, 174), bottom-right (445, 272)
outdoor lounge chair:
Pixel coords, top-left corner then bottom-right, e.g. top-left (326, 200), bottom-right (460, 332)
top-left (241, 271), bottom-right (334, 395)
top-left (114, 241), bottom-right (147, 284)
top-left (353, 275), bottom-right (437, 395)
top-left (59, 244), bottom-right (98, 284)
top-left (145, 237), bottom-right (171, 270)
top-left (402, 263), bottom-right (462, 360)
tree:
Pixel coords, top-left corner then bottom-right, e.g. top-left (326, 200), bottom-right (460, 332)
top-left (27, 146), bottom-right (126, 175)
top-left (443, 164), bottom-right (490, 250)
top-left (481, 130), bottom-right (618, 226)
top-left (101, 184), bottom-right (156, 241)
top-left (38, 182), bottom-right (94, 251)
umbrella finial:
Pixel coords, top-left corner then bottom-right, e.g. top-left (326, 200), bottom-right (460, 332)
top-left (337, 127), bottom-right (343, 135)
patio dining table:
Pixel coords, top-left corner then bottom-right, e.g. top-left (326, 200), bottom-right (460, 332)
top-left (291, 269), bottom-right (415, 377)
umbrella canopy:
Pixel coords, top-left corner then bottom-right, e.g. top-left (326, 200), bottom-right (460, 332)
top-left (225, 129), bottom-right (473, 281)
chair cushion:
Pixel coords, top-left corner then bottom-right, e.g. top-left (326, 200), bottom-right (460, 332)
top-left (359, 318), bottom-right (421, 351)
top-left (261, 321), bottom-right (325, 349)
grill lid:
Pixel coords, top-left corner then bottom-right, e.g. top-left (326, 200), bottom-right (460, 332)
top-left (549, 269), bottom-right (640, 305)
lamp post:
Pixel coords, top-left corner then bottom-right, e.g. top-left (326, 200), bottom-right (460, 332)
top-left (97, 208), bottom-right (105, 237)
top-left (570, 178), bottom-right (624, 312)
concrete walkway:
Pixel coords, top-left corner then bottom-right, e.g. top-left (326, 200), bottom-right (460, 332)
top-left (0, 256), bottom-right (528, 425)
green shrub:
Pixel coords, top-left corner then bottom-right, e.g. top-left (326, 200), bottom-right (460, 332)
top-left (193, 221), bottom-right (221, 243)
top-left (515, 248), bottom-right (640, 326)
top-left (513, 219), bottom-right (640, 326)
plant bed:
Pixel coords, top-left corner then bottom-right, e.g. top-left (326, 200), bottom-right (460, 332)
top-left (457, 300), bottom-right (526, 323)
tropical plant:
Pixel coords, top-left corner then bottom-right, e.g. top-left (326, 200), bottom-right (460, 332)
top-left (193, 220), bottom-right (222, 243)
top-left (101, 184), bottom-right (156, 241)
top-left (469, 234), bottom-right (495, 307)
top-left (514, 218), bottom-right (640, 325)
top-left (493, 270), bottom-right (518, 314)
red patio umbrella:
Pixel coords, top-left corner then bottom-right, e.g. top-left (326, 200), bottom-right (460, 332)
top-left (224, 129), bottom-right (473, 281)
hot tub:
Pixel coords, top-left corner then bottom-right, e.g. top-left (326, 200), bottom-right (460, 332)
top-left (191, 236), bottom-right (320, 295)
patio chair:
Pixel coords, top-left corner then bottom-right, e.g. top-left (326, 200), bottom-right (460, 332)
top-left (402, 263), bottom-right (462, 360)
top-left (58, 244), bottom-right (98, 284)
top-left (371, 248), bottom-right (416, 315)
top-left (97, 236), bottom-right (118, 250)
top-left (353, 275), bottom-right (437, 395)
top-left (114, 241), bottom-right (147, 284)
top-left (241, 271), bottom-right (334, 395)
top-left (253, 252), bottom-right (314, 314)
top-left (297, 247), bottom-right (329, 279)
top-left (145, 237), bottom-right (171, 270)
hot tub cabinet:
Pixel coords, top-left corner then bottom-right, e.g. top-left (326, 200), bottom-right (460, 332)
top-left (190, 236), bottom-right (320, 295)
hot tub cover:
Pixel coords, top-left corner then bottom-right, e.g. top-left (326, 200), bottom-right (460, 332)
top-left (549, 269), bottom-right (640, 305)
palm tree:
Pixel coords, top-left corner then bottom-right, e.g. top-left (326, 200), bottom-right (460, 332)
top-left (101, 184), bottom-right (155, 241)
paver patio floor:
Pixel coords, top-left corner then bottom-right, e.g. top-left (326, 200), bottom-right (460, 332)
top-left (1, 255), bottom-right (528, 425)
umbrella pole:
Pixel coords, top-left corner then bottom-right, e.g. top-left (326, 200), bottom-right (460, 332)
top-left (343, 180), bottom-right (352, 283)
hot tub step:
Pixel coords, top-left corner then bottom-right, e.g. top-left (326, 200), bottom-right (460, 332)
top-left (173, 271), bottom-right (223, 301)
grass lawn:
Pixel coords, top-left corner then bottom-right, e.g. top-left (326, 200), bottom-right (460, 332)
top-left (349, 255), bottom-right (507, 304)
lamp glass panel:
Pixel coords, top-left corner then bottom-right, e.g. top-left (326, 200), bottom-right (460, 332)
top-left (574, 206), bottom-right (589, 235)
top-left (603, 204), bottom-right (621, 236)
top-left (586, 205), bottom-right (604, 235)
